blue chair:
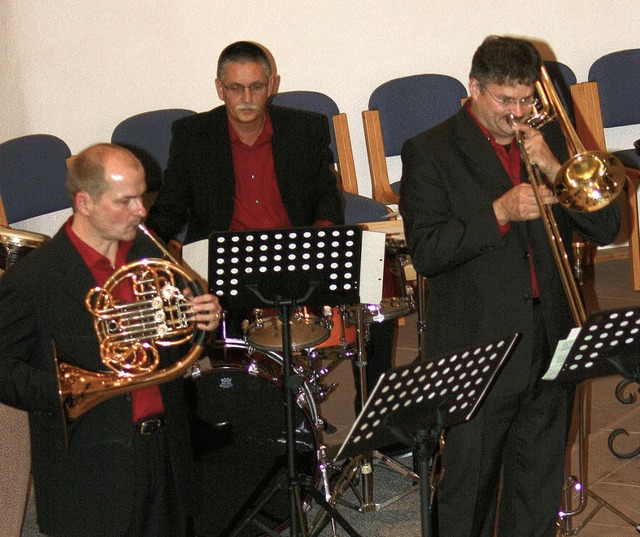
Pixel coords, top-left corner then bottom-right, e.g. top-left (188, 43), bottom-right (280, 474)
top-left (111, 108), bottom-right (196, 191)
top-left (342, 191), bottom-right (390, 225)
top-left (271, 90), bottom-right (358, 193)
top-left (0, 134), bottom-right (71, 224)
top-left (587, 49), bottom-right (640, 169)
top-left (363, 74), bottom-right (468, 205)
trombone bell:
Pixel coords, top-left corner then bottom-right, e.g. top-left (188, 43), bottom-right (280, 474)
top-left (555, 151), bottom-right (627, 212)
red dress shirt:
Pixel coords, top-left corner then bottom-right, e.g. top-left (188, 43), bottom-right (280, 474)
top-left (467, 104), bottom-right (540, 298)
top-left (65, 218), bottom-right (164, 422)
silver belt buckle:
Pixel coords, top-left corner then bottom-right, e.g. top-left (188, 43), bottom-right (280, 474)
top-left (139, 418), bottom-right (162, 435)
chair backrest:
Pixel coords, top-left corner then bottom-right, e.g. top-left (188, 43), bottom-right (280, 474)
top-left (588, 49), bottom-right (640, 128)
top-left (543, 60), bottom-right (578, 123)
top-left (363, 74), bottom-right (467, 204)
top-left (368, 74), bottom-right (468, 157)
top-left (0, 134), bottom-right (71, 223)
top-left (111, 108), bottom-right (196, 191)
top-left (271, 91), bottom-right (339, 157)
top-left (271, 91), bottom-right (358, 193)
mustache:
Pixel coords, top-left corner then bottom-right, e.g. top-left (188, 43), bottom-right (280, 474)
top-left (235, 103), bottom-right (259, 112)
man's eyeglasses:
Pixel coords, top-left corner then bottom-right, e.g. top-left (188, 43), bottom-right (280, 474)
top-left (219, 81), bottom-right (269, 95)
top-left (483, 86), bottom-right (537, 108)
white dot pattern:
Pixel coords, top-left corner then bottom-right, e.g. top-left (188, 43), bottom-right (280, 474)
top-left (208, 226), bottom-right (362, 308)
top-left (557, 307), bottom-right (640, 382)
top-left (334, 334), bottom-right (519, 461)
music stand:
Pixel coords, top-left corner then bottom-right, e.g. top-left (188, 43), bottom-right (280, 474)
top-left (317, 334), bottom-right (520, 537)
top-left (208, 225), bottom-right (365, 537)
top-left (549, 306), bottom-right (640, 384)
top-left (543, 306), bottom-right (640, 534)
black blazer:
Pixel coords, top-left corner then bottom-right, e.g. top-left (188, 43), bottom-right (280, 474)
top-left (0, 228), bottom-right (195, 536)
top-left (147, 104), bottom-right (344, 244)
top-left (399, 107), bottom-right (621, 397)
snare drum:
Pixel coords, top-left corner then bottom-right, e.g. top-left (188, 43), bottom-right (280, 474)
top-left (187, 339), bottom-right (320, 537)
top-left (245, 306), bottom-right (332, 352)
top-left (364, 240), bottom-right (415, 323)
top-left (0, 225), bottom-right (49, 272)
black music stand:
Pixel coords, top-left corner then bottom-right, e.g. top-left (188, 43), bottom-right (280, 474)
top-left (549, 306), bottom-right (640, 385)
top-left (315, 334), bottom-right (519, 537)
top-left (208, 226), bottom-right (364, 537)
top-left (544, 306), bottom-right (640, 534)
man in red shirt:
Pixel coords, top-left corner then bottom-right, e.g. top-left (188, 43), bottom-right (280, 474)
top-left (0, 143), bottom-right (222, 536)
top-left (147, 41), bottom-right (344, 338)
top-left (146, 41), bottom-right (346, 535)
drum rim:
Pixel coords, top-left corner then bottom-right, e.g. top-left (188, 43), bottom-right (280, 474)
top-left (245, 314), bottom-right (332, 352)
top-left (0, 226), bottom-right (49, 247)
top-left (193, 338), bottom-right (321, 426)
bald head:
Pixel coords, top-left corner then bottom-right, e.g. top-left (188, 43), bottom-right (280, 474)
top-left (66, 143), bottom-right (144, 211)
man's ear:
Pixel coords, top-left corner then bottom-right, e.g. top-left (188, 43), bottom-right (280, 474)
top-left (75, 191), bottom-right (91, 215)
top-left (469, 77), bottom-right (481, 99)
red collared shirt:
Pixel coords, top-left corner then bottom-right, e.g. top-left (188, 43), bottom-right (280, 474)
top-left (229, 113), bottom-right (292, 231)
top-left (65, 217), bottom-right (165, 422)
top-left (467, 104), bottom-right (540, 298)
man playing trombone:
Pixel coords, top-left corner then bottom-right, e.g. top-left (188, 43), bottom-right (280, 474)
top-left (0, 144), bottom-right (222, 536)
top-left (400, 36), bottom-right (621, 536)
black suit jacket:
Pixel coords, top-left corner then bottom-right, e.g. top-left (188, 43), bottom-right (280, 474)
top-left (0, 227), bottom-right (195, 535)
top-left (147, 104), bottom-right (344, 244)
top-left (399, 107), bottom-right (621, 397)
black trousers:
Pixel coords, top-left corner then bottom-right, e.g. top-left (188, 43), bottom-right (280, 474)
top-left (125, 427), bottom-right (187, 537)
top-left (435, 303), bottom-right (570, 537)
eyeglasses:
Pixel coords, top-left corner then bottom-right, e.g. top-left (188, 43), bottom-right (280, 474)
top-left (219, 80), bottom-right (269, 95)
top-left (483, 86), bottom-right (537, 108)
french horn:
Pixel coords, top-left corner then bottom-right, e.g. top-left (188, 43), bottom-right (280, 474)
top-left (55, 224), bottom-right (207, 421)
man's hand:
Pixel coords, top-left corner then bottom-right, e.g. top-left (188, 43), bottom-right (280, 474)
top-left (189, 293), bottom-right (223, 332)
top-left (493, 183), bottom-right (556, 225)
top-left (511, 121), bottom-right (562, 179)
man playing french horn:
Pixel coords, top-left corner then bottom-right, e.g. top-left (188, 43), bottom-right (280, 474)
top-left (0, 143), bottom-right (222, 537)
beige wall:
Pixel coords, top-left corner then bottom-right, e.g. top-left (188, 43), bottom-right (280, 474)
top-left (1, 0), bottom-right (639, 196)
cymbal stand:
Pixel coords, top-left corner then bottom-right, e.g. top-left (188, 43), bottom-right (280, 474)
top-left (334, 305), bottom-right (419, 514)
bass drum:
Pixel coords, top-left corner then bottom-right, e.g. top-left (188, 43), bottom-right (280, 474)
top-left (186, 339), bottom-right (320, 537)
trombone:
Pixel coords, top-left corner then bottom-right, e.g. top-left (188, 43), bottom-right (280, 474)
top-left (510, 65), bottom-right (626, 533)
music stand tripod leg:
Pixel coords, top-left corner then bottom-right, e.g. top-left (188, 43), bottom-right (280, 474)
top-left (280, 302), bottom-right (309, 537)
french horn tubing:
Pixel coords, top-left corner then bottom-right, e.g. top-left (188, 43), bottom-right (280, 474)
top-left (55, 224), bottom-right (207, 421)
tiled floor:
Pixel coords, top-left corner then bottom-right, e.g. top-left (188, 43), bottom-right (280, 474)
top-left (313, 255), bottom-right (640, 536)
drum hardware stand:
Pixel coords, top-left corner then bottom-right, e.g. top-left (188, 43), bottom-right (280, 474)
top-left (313, 334), bottom-right (518, 537)
top-left (207, 226), bottom-right (366, 537)
top-left (545, 306), bottom-right (640, 535)
top-left (339, 304), bottom-right (421, 515)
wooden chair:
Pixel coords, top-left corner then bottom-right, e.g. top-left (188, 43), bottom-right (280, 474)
top-left (362, 74), bottom-right (468, 205)
top-left (571, 81), bottom-right (640, 290)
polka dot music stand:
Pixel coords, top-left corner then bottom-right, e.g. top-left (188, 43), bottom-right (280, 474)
top-left (329, 334), bottom-right (520, 537)
top-left (207, 225), bottom-right (364, 537)
top-left (546, 306), bottom-right (640, 535)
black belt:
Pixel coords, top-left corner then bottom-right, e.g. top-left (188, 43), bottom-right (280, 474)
top-left (135, 416), bottom-right (165, 435)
